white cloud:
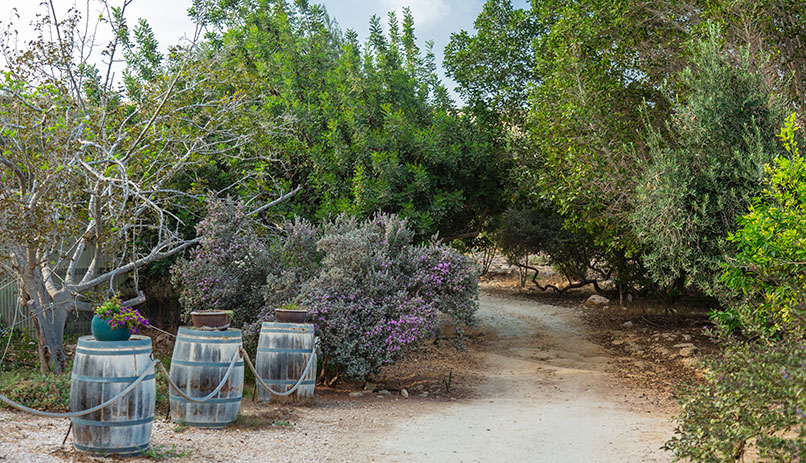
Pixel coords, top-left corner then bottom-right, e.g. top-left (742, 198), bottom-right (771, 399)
top-left (380, 0), bottom-right (451, 28)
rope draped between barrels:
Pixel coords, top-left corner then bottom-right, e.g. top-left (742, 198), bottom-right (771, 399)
top-left (0, 358), bottom-right (159, 418)
top-left (0, 339), bottom-right (318, 419)
top-left (157, 350), bottom-right (241, 403)
top-left (239, 342), bottom-right (317, 397)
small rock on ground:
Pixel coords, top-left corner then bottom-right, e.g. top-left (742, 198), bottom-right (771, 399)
top-left (585, 295), bottom-right (610, 309)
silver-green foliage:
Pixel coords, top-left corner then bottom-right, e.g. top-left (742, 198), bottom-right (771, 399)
top-left (632, 26), bottom-right (787, 293)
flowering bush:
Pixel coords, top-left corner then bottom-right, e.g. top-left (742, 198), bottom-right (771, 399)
top-left (263, 217), bottom-right (320, 309)
top-left (171, 197), bottom-right (273, 326)
top-left (247, 213), bottom-right (479, 381)
top-left (95, 297), bottom-right (150, 333)
top-left (401, 243), bottom-right (479, 327)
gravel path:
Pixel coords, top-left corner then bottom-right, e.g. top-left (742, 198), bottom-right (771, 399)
top-left (0, 292), bottom-right (674, 462)
top-left (357, 293), bottom-right (674, 462)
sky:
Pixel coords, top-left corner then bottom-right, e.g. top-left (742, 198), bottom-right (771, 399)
top-left (0, 0), bottom-right (530, 103)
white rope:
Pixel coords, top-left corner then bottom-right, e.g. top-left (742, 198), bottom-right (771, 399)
top-left (242, 344), bottom-right (317, 397)
top-left (0, 358), bottom-right (159, 418)
top-left (158, 350), bottom-right (241, 403)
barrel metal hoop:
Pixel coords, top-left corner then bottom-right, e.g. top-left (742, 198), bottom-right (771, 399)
top-left (260, 329), bottom-right (314, 335)
top-left (75, 348), bottom-right (152, 356)
top-left (170, 359), bottom-right (244, 368)
top-left (71, 374), bottom-right (156, 383)
top-left (76, 335), bottom-right (152, 349)
top-left (169, 395), bottom-right (242, 404)
top-left (175, 336), bottom-right (242, 344)
top-left (257, 379), bottom-right (316, 386)
top-left (260, 322), bottom-right (314, 332)
top-left (71, 416), bottom-right (153, 427)
top-left (257, 348), bottom-right (311, 353)
top-left (73, 443), bottom-right (150, 455)
top-left (177, 327), bottom-right (242, 337)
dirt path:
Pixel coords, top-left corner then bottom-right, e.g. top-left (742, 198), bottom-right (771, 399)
top-left (361, 293), bottom-right (674, 462)
top-left (0, 292), bottom-right (675, 462)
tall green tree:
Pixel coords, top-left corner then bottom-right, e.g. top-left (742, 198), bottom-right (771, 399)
top-left (631, 28), bottom-right (787, 293)
top-left (193, 0), bottom-right (508, 240)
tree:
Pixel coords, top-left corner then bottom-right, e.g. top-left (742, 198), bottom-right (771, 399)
top-left (194, 1), bottom-right (509, 241)
top-left (0, 1), bottom-right (287, 373)
top-left (631, 27), bottom-right (787, 293)
top-left (668, 115), bottom-right (806, 463)
top-left (444, 0), bottom-right (544, 129)
top-left (702, 0), bottom-right (806, 116)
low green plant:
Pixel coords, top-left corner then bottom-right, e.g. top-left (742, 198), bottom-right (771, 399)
top-left (0, 369), bottom-right (71, 412)
top-left (715, 113), bottom-right (806, 335)
top-left (667, 332), bottom-right (806, 462)
top-left (172, 422), bottom-right (188, 433)
top-left (141, 444), bottom-right (191, 461)
top-left (0, 329), bottom-right (39, 371)
top-left (278, 303), bottom-right (306, 312)
top-left (273, 420), bottom-right (293, 427)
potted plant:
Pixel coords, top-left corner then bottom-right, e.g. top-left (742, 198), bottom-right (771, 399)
top-left (275, 303), bottom-right (309, 323)
top-left (190, 310), bottom-right (234, 330)
top-left (92, 296), bottom-right (151, 341)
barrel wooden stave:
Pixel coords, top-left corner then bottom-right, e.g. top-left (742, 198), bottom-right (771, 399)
top-left (70, 335), bottom-right (155, 456)
top-left (168, 327), bottom-right (244, 427)
top-left (256, 322), bottom-right (316, 404)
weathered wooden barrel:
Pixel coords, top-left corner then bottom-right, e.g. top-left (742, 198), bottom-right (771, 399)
top-left (169, 327), bottom-right (244, 428)
top-left (256, 322), bottom-right (316, 404)
top-left (70, 335), bottom-right (155, 456)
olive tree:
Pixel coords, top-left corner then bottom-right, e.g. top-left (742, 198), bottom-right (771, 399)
top-left (0, 1), bottom-right (288, 373)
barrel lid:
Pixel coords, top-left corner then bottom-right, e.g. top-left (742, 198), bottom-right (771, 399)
top-left (177, 326), bottom-right (242, 337)
top-left (260, 322), bottom-right (314, 332)
top-left (77, 335), bottom-right (152, 350)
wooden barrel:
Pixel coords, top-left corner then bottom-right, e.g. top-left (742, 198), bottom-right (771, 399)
top-left (70, 335), bottom-right (155, 456)
top-left (169, 327), bottom-right (244, 427)
top-left (256, 322), bottom-right (316, 404)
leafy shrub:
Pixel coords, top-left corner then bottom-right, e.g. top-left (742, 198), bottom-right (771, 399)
top-left (247, 213), bottom-right (479, 381)
top-left (263, 217), bottom-right (320, 309)
top-left (631, 26), bottom-right (786, 294)
top-left (668, 333), bottom-right (806, 462)
top-left (401, 242), bottom-right (478, 327)
top-left (717, 113), bottom-right (806, 335)
top-left (171, 197), bottom-right (273, 326)
top-left (0, 369), bottom-right (71, 412)
top-left (670, 115), bottom-right (806, 462)
top-left (496, 207), bottom-right (592, 284)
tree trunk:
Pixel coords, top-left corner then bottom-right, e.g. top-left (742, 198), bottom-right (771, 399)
top-left (20, 274), bottom-right (70, 374)
top-left (32, 303), bottom-right (68, 374)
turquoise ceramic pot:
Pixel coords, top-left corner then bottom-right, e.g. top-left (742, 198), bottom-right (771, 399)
top-left (91, 315), bottom-right (131, 341)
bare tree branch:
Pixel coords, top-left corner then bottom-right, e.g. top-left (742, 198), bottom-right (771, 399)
top-left (248, 186), bottom-right (302, 216)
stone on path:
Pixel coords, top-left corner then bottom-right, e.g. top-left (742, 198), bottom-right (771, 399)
top-left (585, 295), bottom-right (610, 309)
